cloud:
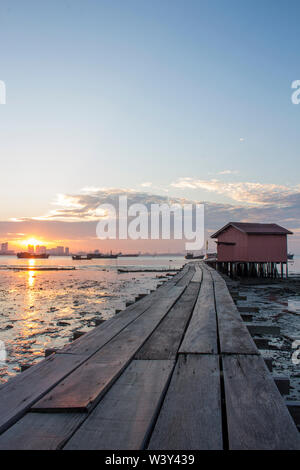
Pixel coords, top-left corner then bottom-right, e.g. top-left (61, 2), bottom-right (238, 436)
top-left (217, 170), bottom-right (239, 175)
top-left (9, 183), bottom-right (300, 227)
top-left (140, 182), bottom-right (153, 188)
top-left (171, 177), bottom-right (300, 206)
top-left (16, 188), bottom-right (185, 223)
top-left (2, 182), bottom-right (300, 251)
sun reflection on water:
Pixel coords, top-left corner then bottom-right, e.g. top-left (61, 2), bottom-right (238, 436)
top-left (28, 259), bottom-right (36, 288)
top-left (19, 259), bottom-right (38, 338)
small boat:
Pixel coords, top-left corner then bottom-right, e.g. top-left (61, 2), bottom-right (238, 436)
top-left (288, 253), bottom-right (294, 260)
top-left (87, 252), bottom-right (118, 259)
top-left (72, 255), bottom-right (92, 260)
top-left (185, 253), bottom-right (204, 260)
top-left (118, 253), bottom-right (140, 257)
top-left (17, 252), bottom-right (49, 259)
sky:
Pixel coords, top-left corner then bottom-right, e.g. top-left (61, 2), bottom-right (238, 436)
top-left (0, 0), bottom-right (299, 252)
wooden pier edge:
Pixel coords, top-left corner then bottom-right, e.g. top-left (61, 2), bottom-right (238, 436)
top-left (0, 261), bottom-right (299, 450)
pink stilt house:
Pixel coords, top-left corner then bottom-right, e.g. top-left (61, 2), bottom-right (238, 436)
top-left (210, 222), bottom-right (293, 278)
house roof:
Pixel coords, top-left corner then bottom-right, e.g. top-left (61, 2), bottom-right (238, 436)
top-left (211, 222), bottom-right (293, 238)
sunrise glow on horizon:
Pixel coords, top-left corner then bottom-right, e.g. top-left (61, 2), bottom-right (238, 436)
top-left (21, 238), bottom-right (44, 248)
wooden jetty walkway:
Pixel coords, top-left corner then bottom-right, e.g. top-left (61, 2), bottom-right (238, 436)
top-left (0, 262), bottom-right (299, 450)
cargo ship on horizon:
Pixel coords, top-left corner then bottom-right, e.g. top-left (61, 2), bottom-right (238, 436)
top-left (17, 252), bottom-right (49, 259)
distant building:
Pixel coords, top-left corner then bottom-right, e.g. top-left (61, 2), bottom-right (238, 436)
top-left (0, 242), bottom-right (14, 255)
top-left (46, 246), bottom-right (66, 256)
top-left (211, 222), bottom-right (292, 263)
top-left (65, 247), bottom-right (69, 256)
top-left (210, 222), bottom-right (293, 278)
top-left (36, 245), bottom-right (47, 254)
top-left (1, 242), bottom-right (8, 253)
top-left (28, 245), bottom-right (35, 253)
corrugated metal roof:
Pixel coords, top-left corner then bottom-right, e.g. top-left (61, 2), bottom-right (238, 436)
top-left (211, 222), bottom-right (293, 238)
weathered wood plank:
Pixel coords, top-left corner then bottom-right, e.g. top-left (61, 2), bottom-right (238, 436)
top-left (32, 286), bottom-right (185, 412)
top-left (0, 353), bottom-right (87, 434)
top-left (65, 360), bottom-right (174, 450)
top-left (176, 264), bottom-right (195, 286)
top-left (179, 270), bottom-right (218, 354)
top-left (210, 269), bottom-right (258, 355)
top-left (0, 412), bottom-right (84, 450)
top-left (135, 283), bottom-right (200, 360)
top-left (173, 263), bottom-right (190, 284)
top-left (223, 355), bottom-right (300, 450)
top-left (60, 282), bottom-right (181, 356)
top-left (191, 264), bottom-right (203, 283)
top-left (148, 355), bottom-right (223, 450)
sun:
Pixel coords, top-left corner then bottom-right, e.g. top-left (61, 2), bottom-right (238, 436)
top-left (21, 238), bottom-right (43, 247)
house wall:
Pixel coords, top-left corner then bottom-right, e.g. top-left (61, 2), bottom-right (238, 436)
top-left (216, 226), bottom-right (248, 261)
top-left (216, 227), bottom-right (288, 262)
top-left (247, 234), bottom-right (287, 262)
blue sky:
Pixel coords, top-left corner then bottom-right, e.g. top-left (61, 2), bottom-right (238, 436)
top-left (0, 0), bottom-right (299, 249)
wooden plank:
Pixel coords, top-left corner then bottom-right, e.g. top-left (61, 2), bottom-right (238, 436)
top-left (60, 282), bottom-right (180, 356)
top-left (135, 283), bottom-right (200, 360)
top-left (191, 264), bottom-right (203, 283)
top-left (176, 264), bottom-right (195, 286)
top-left (0, 353), bottom-right (87, 434)
top-left (173, 264), bottom-right (190, 284)
top-left (0, 413), bottom-right (84, 450)
top-left (223, 355), bottom-right (300, 450)
top-left (65, 360), bottom-right (174, 450)
top-left (148, 355), bottom-right (223, 450)
top-left (32, 286), bottom-right (185, 412)
top-left (210, 269), bottom-right (258, 355)
top-left (179, 270), bottom-right (218, 354)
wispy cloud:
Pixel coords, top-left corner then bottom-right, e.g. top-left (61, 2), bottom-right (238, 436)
top-left (217, 170), bottom-right (239, 175)
top-left (171, 177), bottom-right (300, 206)
top-left (3, 183), bottom-right (300, 250)
top-left (17, 188), bottom-right (183, 222)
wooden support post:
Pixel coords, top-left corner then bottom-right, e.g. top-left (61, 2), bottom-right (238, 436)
top-left (264, 358), bottom-right (273, 372)
top-left (260, 263), bottom-right (263, 278)
top-left (45, 348), bottom-right (57, 357)
top-left (286, 402), bottom-right (300, 427)
top-left (274, 377), bottom-right (290, 396)
top-left (253, 338), bottom-right (269, 349)
top-left (73, 331), bottom-right (86, 341)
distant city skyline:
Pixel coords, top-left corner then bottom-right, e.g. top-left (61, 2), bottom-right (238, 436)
top-left (0, 241), bottom-right (71, 255)
top-left (0, 239), bottom-right (194, 256)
